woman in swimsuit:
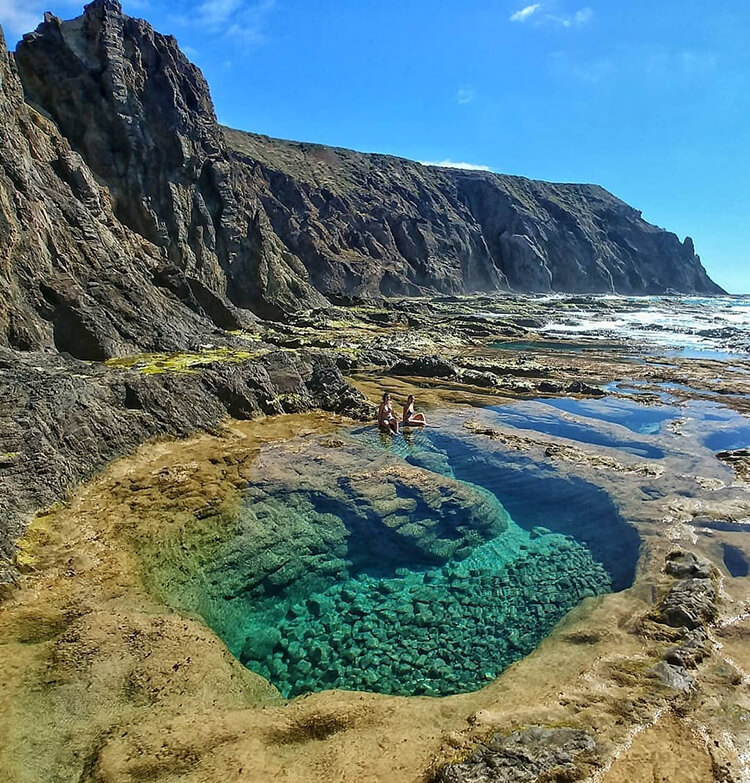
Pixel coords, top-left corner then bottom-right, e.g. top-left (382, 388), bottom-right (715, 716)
top-left (402, 394), bottom-right (427, 426)
top-left (378, 392), bottom-right (400, 435)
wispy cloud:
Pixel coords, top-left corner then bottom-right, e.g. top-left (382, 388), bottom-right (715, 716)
top-left (510, 4), bottom-right (541, 22)
top-left (178, 0), bottom-right (276, 47)
top-left (545, 6), bottom-right (593, 28)
top-left (510, 4), bottom-right (593, 30)
top-left (0, 0), bottom-right (147, 41)
top-left (456, 86), bottom-right (476, 104)
top-left (0, 0), bottom-right (44, 39)
top-left (552, 45), bottom-right (717, 85)
top-left (420, 159), bottom-right (493, 172)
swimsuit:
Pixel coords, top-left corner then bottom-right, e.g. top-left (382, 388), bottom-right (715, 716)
top-left (379, 403), bottom-right (397, 427)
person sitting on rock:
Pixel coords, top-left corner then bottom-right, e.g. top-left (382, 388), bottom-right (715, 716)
top-left (402, 394), bottom-right (427, 426)
top-left (378, 392), bottom-right (400, 435)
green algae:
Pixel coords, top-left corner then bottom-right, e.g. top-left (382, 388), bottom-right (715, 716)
top-left (227, 330), bottom-right (263, 342)
top-left (104, 346), bottom-right (269, 375)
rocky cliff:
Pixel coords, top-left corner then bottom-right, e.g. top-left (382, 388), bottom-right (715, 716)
top-left (226, 129), bottom-right (722, 298)
top-left (0, 0), bottom-right (721, 357)
top-left (0, 20), bottom-right (214, 358)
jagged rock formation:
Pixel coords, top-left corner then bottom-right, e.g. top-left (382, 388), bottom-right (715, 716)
top-left (0, 22), bottom-right (220, 358)
top-left (14, 0), bottom-right (326, 326)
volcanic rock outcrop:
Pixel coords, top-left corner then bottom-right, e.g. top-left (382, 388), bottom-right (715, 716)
top-left (0, 0), bottom-right (727, 573)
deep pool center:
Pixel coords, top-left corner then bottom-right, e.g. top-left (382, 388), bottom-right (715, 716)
top-left (141, 417), bottom-right (641, 699)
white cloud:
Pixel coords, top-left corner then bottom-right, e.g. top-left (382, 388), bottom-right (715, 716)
top-left (0, 0), bottom-right (44, 39)
top-left (420, 160), bottom-right (493, 172)
top-left (178, 0), bottom-right (276, 47)
top-left (510, 3), bottom-right (541, 22)
top-left (456, 86), bottom-right (475, 104)
top-left (544, 6), bottom-right (593, 28)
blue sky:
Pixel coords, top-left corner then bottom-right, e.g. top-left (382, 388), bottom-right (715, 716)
top-left (2, 0), bottom-right (748, 293)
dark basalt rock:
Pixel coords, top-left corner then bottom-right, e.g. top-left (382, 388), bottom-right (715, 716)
top-left (460, 369), bottom-right (500, 388)
top-left (225, 128), bottom-right (723, 299)
top-left (432, 726), bottom-right (598, 783)
top-left (664, 628), bottom-right (710, 669)
top-left (7, 0), bottom-right (724, 327)
top-left (306, 364), bottom-right (377, 420)
top-left (0, 20), bottom-right (226, 357)
top-left (14, 1), bottom-right (327, 326)
top-left (665, 550), bottom-right (713, 580)
top-left (657, 577), bottom-right (717, 630)
top-left (566, 380), bottom-right (605, 396)
top-left (391, 355), bottom-right (458, 378)
top-left (648, 661), bottom-right (695, 693)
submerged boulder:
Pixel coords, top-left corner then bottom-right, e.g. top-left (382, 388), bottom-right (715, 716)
top-left (143, 434), bottom-right (510, 654)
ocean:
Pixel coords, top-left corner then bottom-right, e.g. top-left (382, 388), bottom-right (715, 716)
top-left (535, 294), bottom-right (750, 361)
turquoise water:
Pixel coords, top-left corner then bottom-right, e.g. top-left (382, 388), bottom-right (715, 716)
top-left (145, 423), bottom-right (638, 699)
top-left (234, 427), bottom-right (636, 697)
top-left (241, 529), bottom-right (609, 697)
top-left (407, 428), bottom-right (640, 592)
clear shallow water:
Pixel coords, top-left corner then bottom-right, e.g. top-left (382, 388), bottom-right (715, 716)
top-left (490, 340), bottom-right (630, 354)
top-left (406, 428), bottom-right (640, 592)
top-left (704, 425), bottom-right (750, 452)
top-left (246, 529), bottom-right (610, 697)
top-left (533, 396), bottom-right (680, 435)
top-left (722, 544), bottom-right (749, 578)
top-left (485, 401), bottom-right (665, 459)
top-left (144, 422), bottom-right (640, 699)
top-left (495, 393), bottom-right (749, 456)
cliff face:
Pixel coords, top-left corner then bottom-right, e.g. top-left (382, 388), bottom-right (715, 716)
top-left (14, 0), bottom-right (326, 323)
top-left (226, 129), bottom-right (722, 298)
top-left (0, 22), bottom-right (219, 358)
top-left (0, 0), bottom-right (723, 360)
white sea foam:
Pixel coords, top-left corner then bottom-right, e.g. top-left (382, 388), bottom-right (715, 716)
top-left (537, 295), bottom-right (750, 359)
